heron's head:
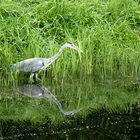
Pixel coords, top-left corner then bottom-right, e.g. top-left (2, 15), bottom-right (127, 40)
top-left (64, 42), bottom-right (81, 52)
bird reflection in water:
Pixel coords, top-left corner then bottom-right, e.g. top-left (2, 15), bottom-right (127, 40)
top-left (18, 84), bottom-right (80, 116)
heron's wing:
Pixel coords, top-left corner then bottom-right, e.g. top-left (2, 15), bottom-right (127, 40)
top-left (30, 61), bottom-right (44, 73)
top-left (10, 58), bottom-right (45, 72)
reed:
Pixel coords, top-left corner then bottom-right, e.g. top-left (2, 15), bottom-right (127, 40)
top-left (0, 0), bottom-right (140, 84)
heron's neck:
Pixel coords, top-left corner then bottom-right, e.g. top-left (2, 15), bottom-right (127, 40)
top-left (49, 45), bottom-right (66, 62)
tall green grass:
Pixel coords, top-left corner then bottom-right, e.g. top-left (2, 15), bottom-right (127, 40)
top-left (0, 0), bottom-right (140, 84)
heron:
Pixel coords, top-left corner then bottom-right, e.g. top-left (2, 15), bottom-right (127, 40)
top-left (10, 42), bottom-right (81, 82)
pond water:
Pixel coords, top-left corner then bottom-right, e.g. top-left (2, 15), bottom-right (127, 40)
top-left (0, 77), bottom-right (140, 139)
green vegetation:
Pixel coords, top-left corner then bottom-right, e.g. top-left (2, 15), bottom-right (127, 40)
top-left (0, 0), bottom-right (140, 84)
top-left (0, 1), bottom-right (139, 138)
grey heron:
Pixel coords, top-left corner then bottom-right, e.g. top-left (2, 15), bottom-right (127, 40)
top-left (10, 42), bottom-right (81, 82)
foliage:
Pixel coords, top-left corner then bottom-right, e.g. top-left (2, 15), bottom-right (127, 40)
top-left (0, 0), bottom-right (140, 84)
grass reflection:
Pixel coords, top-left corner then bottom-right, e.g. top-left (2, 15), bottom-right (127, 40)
top-left (0, 77), bottom-right (139, 125)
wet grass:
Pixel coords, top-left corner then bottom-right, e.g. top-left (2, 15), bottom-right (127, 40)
top-left (0, 0), bottom-right (140, 84)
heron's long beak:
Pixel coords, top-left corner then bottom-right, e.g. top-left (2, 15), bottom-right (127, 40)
top-left (73, 45), bottom-right (83, 53)
top-left (77, 47), bottom-right (83, 53)
top-left (79, 48), bottom-right (83, 53)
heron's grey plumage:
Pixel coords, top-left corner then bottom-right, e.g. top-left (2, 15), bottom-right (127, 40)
top-left (10, 42), bottom-right (81, 82)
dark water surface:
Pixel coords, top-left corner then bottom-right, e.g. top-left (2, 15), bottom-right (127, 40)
top-left (0, 78), bottom-right (140, 139)
top-left (1, 110), bottom-right (140, 140)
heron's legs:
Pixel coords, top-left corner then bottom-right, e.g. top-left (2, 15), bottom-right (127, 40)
top-left (35, 73), bottom-right (41, 81)
top-left (29, 73), bottom-right (34, 83)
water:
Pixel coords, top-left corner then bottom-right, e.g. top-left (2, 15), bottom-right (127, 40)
top-left (0, 77), bottom-right (140, 139)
